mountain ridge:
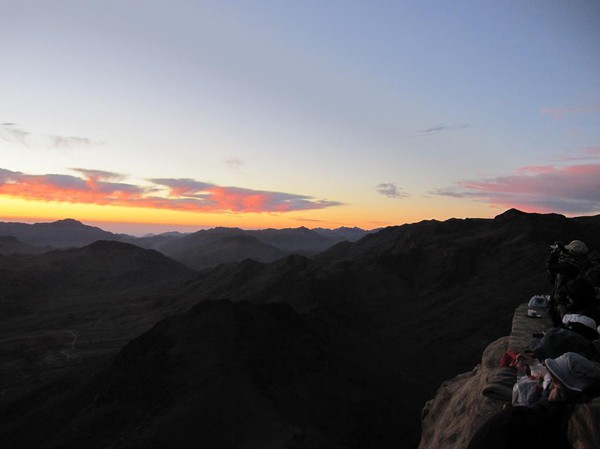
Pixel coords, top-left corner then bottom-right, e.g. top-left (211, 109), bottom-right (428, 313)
top-left (0, 219), bottom-right (372, 269)
top-left (1, 209), bottom-right (600, 448)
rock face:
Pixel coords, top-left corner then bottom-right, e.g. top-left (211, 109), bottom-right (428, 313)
top-left (418, 302), bottom-right (598, 449)
top-left (419, 336), bottom-right (509, 449)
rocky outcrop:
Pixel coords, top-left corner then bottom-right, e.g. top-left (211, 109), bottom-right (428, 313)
top-left (419, 336), bottom-right (509, 449)
top-left (418, 302), bottom-right (598, 449)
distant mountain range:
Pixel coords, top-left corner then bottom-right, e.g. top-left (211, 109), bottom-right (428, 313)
top-left (0, 218), bottom-right (128, 248)
top-left (0, 236), bottom-right (46, 255)
top-left (1, 209), bottom-right (599, 448)
top-left (0, 219), bottom-right (373, 269)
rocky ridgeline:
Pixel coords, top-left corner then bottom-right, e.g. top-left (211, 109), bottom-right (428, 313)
top-left (2, 210), bottom-right (600, 448)
top-left (418, 303), bottom-right (599, 449)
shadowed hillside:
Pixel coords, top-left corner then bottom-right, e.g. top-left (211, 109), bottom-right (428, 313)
top-left (0, 236), bottom-right (46, 255)
top-left (0, 241), bottom-right (196, 413)
top-left (154, 230), bottom-right (289, 270)
top-left (142, 226), bottom-right (371, 269)
top-left (0, 240), bottom-right (193, 309)
top-left (1, 210), bottom-right (599, 448)
top-left (1, 300), bottom-right (410, 449)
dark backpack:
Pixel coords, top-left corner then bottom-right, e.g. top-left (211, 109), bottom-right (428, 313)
top-left (582, 251), bottom-right (600, 289)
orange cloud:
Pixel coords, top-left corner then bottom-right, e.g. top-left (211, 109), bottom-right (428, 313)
top-left (0, 168), bottom-right (342, 214)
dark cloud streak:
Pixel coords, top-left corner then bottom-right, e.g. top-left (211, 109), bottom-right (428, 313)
top-left (226, 158), bottom-right (245, 168)
top-left (418, 123), bottom-right (470, 135)
top-left (0, 124), bottom-right (31, 147)
top-left (0, 123), bottom-right (102, 149)
top-left (376, 183), bottom-right (409, 199)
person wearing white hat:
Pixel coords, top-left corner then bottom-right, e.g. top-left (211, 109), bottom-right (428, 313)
top-left (468, 353), bottom-right (600, 449)
top-left (561, 313), bottom-right (599, 341)
top-left (545, 352), bottom-right (600, 396)
top-left (564, 240), bottom-right (589, 255)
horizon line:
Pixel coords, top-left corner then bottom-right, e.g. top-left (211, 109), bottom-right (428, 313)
top-left (0, 216), bottom-right (382, 237)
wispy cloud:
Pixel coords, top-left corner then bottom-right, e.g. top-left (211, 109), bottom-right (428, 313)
top-left (376, 183), bottom-right (409, 199)
top-left (147, 178), bottom-right (214, 197)
top-left (418, 123), bottom-right (470, 136)
top-left (71, 168), bottom-right (127, 182)
top-left (433, 164), bottom-right (600, 214)
top-left (557, 146), bottom-right (600, 162)
top-left (48, 135), bottom-right (95, 149)
top-left (0, 123), bottom-right (31, 146)
top-left (0, 123), bottom-right (102, 149)
top-left (290, 216), bottom-right (327, 223)
top-left (0, 168), bottom-right (342, 214)
top-left (540, 104), bottom-right (600, 120)
top-left (225, 158), bottom-right (245, 168)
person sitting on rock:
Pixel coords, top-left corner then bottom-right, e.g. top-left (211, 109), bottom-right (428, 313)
top-left (548, 240), bottom-right (590, 282)
top-left (562, 313), bottom-right (599, 341)
top-left (563, 278), bottom-right (600, 328)
top-left (468, 352), bottom-right (600, 449)
top-left (547, 241), bottom-right (591, 326)
top-left (583, 250), bottom-right (600, 290)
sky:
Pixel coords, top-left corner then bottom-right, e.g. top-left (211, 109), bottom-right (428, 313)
top-left (1, 0), bottom-right (599, 234)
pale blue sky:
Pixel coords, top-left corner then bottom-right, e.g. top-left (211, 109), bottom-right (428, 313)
top-left (1, 1), bottom-right (599, 231)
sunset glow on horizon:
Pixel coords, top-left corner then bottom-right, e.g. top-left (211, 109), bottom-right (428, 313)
top-left (2, 1), bottom-right (599, 234)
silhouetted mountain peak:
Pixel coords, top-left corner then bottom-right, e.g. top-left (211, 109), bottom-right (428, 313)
top-left (493, 208), bottom-right (533, 225)
top-left (273, 252), bottom-right (313, 269)
top-left (0, 218), bottom-right (123, 248)
top-left (495, 208), bottom-right (526, 219)
top-left (210, 226), bottom-right (244, 233)
top-left (50, 218), bottom-right (85, 227)
top-left (493, 208), bottom-right (566, 224)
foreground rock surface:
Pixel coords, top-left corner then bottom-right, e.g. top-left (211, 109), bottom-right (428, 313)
top-left (419, 337), bottom-right (509, 449)
top-left (419, 303), bottom-right (600, 449)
